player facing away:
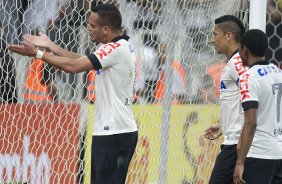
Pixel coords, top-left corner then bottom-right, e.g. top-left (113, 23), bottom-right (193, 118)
top-left (8, 4), bottom-right (138, 184)
top-left (233, 29), bottom-right (282, 184)
top-left (202, 15), bottom-right (247, 184)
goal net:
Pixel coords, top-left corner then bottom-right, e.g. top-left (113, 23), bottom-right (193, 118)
top-left (0, 0), bottom-right (249, 183)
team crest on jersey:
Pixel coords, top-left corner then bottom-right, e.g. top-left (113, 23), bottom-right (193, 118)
top-left (129, 44), bottom-right (134, 53)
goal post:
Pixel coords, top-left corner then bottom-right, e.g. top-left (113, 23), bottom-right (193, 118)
top-left (249, 0), bottom-right (267, 32)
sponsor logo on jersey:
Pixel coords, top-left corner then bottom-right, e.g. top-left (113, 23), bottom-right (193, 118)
top-left (95, 42), bottom-right (121, 60)
top-left (239, 73), bottom-right (250, 101)
top-left (257, 65), bottom-right (282, 76)
top-left (236, 78), bottom-right (239, 87)
top-left (220, 56), bottom-right (247, 91)
top-left (234, 56), bottom-right (247, 77)
top-left (220, 81), bottom-right (227, 90)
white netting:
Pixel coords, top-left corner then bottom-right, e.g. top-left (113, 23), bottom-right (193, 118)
top-left (0, 0), bottom-right (251, 183)
top-left (266, 0), bottom-right (282, 66)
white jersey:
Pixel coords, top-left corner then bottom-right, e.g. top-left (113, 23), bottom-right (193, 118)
top-left (87, 35), bottom-right (138, 136)
top-left (240, 61), bottom-right (282, 159)
top-left (220, 52), bottom-right (248, 145)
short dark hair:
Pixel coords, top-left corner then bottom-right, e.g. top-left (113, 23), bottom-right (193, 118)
top-left (215, 15), bottom-right (245, 43)
top-left (241, 29), bottom-right (268, 57)
top-left (92, 3), bottom-right (122, 31)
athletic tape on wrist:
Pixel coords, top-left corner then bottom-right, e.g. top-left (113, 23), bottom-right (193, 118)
top-left (36, 50), bottom-right (44, 59)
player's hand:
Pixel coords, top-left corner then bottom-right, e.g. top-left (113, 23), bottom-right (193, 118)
top-left (23, 32), bottom-right (52, 49)
top-left (202, 123), bottom-right (222, 140)
top-left (7, 41), bottom-right (37, 57)
top-left (233, 162), bottom-right (246, 184)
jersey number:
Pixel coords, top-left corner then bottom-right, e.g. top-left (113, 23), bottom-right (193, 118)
top-left (272, 83), bottom-right (282, 122)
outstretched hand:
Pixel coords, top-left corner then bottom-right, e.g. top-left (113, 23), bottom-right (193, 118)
top-left (7, 41), bottom-right (37, 57)
top-left (23, 32), bottom-right (51, 49)
top-left (202, 123), bottom-right (222, 140)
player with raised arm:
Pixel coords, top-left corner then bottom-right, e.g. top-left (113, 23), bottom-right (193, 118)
top-left (202, 15), bottom-right (247, 184)
top-left (8, 4), bottom-right (138, 184)
top-left (233, 29), bottom-right (282, 184)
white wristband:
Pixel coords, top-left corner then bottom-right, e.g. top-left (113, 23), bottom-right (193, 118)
top-left (36, 50), bottom-right (45, 59)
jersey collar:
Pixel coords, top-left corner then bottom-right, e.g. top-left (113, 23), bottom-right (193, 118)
top-left (229, 49), bottom-right (239, 60)
top-left (111, 35), bottom-right (130, 42)
top-left (249, 60), bottom-right (270, 68)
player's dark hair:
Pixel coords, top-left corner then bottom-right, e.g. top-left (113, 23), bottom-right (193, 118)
top-left (92, 3), bottom-right (122, 32)
top-left (241, 29), bottom-right (268, 57)
top-left (215, 15), bottom-right (245, 43)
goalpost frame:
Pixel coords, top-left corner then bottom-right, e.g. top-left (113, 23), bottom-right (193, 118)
top-left (249, 0), bottom-right (267, 32)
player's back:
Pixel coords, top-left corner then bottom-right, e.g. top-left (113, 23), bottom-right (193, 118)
top-left (243, 62), bottom-right (282, 159)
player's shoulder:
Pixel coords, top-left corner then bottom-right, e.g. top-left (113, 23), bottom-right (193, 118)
top-left (228, 53), bottom-right (241, 65)
top-left (227, 53), bottom-right (248, 76)
top-left (115, 38), bottom-right (135, 55)
top-left (249, 63), bottom-right (282, 78)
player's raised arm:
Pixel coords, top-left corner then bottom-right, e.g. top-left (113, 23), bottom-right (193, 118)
top-left (8, 41), bottom-right (93, 73)
top-left (23, 32), bottom-right (82, 59)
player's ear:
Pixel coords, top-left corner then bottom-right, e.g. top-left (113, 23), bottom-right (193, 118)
top-left (241, 45), bottom-right (249, 57)
top-left (225, 32), bottom-right (233, 41)
top-left (102, 26), bottom-right (110, 33)
top-left (245, 46), bottom-right (250, 57)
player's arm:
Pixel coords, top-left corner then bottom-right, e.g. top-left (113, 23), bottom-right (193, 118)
top-left (23, 32), bottom-right (82, 59)
top-left (42, 53), bottom-right (94, 73)
top-left (8, 41), bottom-right (94, 73)
top-left (233, 107), bottom-right (257, 184)
top-left (233, 73), bottom-right (258, 184)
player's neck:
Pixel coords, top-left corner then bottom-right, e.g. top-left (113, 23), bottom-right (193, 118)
top-left (105, 31), bottom-right (123, 43)
top-left (225, 43), bottom-right (239, 60)
top-left (248, 56), bottom-right (266, 67)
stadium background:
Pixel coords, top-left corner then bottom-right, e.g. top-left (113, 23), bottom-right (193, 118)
top-left (0, 0), bottom-right (280, 183)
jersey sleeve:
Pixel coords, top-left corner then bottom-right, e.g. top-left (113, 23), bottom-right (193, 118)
top-left (239, 72), bottom-right (259, 111)
top-left (86, 42), bottom-right (124, 70)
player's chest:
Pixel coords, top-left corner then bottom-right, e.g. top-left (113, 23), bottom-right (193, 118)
top-left (220, 66), bottom-right (239, 90)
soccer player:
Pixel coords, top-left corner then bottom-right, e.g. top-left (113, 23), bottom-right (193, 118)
top-left (233, 29), bottom-right (282, 184)
top-left (8, 4), bottom-right (138, 184)
top-left (202, 15), bottom-right (247, 184)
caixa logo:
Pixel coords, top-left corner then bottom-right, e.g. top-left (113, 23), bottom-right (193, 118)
top-left (0, 135), bottom-right (50, 184)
